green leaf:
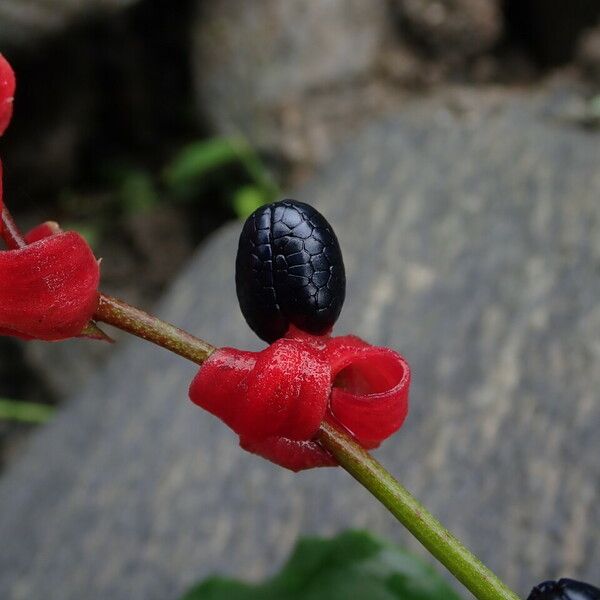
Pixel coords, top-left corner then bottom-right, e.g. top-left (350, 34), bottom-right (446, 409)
top-left (180, 530), bottom-right (462, 600)
top-left (163, 138), bottom-right (241, 193)
top-left (163, 136), bottom-right (281, 206)
top-left (231, 185), bottom-right (268, 219)
top-left (0, 399), bottom-right (55, 424)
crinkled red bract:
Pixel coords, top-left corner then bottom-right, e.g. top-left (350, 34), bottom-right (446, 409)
top-left (0, 53), bottom-right (15, 231)
top-left (24, 221), bottom-right (61, 244)
top-left (0, 230), bottom-right (100, 341)
top-left (189, 329), bottom-right (410, 471)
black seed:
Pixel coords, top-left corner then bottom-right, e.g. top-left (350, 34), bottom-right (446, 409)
top-left (287, 251), bottom-right (310, 267)
top-left (304, 237), bottom-right (324, 256)
top-left (527, 578), bottom-right (600, 600)
top-left (312, 271), bottom-right (330, 287)
top-left (235, 199), bottom-right (346, 342)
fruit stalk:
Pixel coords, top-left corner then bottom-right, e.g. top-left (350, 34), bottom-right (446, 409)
top-left (95, 294), bottom-right (216, 364)
top-left (318, 420), bottom-right (520, 600)
top-left (94, 298), bottom-right (520, 600)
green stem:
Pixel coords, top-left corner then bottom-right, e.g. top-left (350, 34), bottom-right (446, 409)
top-left (94, 294), bottom-right (216, 364)
top-left (90, 295), bottom-right (519, 600)
top-left (317, 421), bottom-right (520, 600)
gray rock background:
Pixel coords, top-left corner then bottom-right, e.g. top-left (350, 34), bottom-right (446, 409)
top-left (192, 0), bottom-right (395, 169)
top-left (191, 0), bottom-right (509, 173)
top-left (1, 89), bottom-right (599, 599)
top-left (191, 0), bottom-right (600, 176)
top-left (392, 0), bottom-right (503, 58)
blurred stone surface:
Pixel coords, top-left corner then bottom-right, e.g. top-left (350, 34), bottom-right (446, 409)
top-left (1, 90), bottom-right (600, 599)
top-left (0, 0), bottom-right (139, 47)
top-left (577, 24), bottom-right (600, 85)
top-left (194, 0), bottom-right (387, 105)
top-left (392, 0), bottom-right (503, 59)
top-left (192, 1), bottom-right (511, 173)
top-left (192, 0), bottom-right (395, 169)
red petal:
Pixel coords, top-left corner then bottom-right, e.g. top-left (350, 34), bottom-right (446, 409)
top-left (0, 54), bottom-right (15, 137)
top-left (325, 336), bottom-right (410, 448)
top-left (0, 232), bottom-right (100, 340)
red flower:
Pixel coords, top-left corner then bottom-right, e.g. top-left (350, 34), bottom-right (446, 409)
top-left (189, 327), bottom-right (410, 471)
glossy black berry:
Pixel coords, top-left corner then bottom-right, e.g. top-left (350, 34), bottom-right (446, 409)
top-left (235, 199), bottom-right (346, 343)
top-left (527, 578), bottom-right (600, 600)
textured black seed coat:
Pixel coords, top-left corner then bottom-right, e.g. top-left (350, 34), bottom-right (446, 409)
top-left (236, 199), bottom-right (346, 343)
top-left (527, 579), bottom-right (600, 600)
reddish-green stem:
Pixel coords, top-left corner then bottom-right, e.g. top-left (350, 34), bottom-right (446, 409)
top-left (94, 294), bottom-right (216, 364)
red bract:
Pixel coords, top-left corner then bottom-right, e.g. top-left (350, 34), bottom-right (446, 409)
top-left (189, 328), bottom-right (410, 471)
top-left (24, 221), bottom-right (61, 244)
top-left (0, 53), bottom-right (15, 226)
top-left (0, 227), bottom-right (100, 341)
top-left (0, 54), bottom-right (15, 137)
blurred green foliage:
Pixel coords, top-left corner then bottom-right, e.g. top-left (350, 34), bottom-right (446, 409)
top-left (62, 136), bottom-right (279, 245)
top-left (163, 136), bottom-right (279, 217)
top-left (163, 138), bottom-right (244, 195)
top-left (181, 530), bottom-right (462, 600)
top-left (0, 399), bottom-right (55, 424)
